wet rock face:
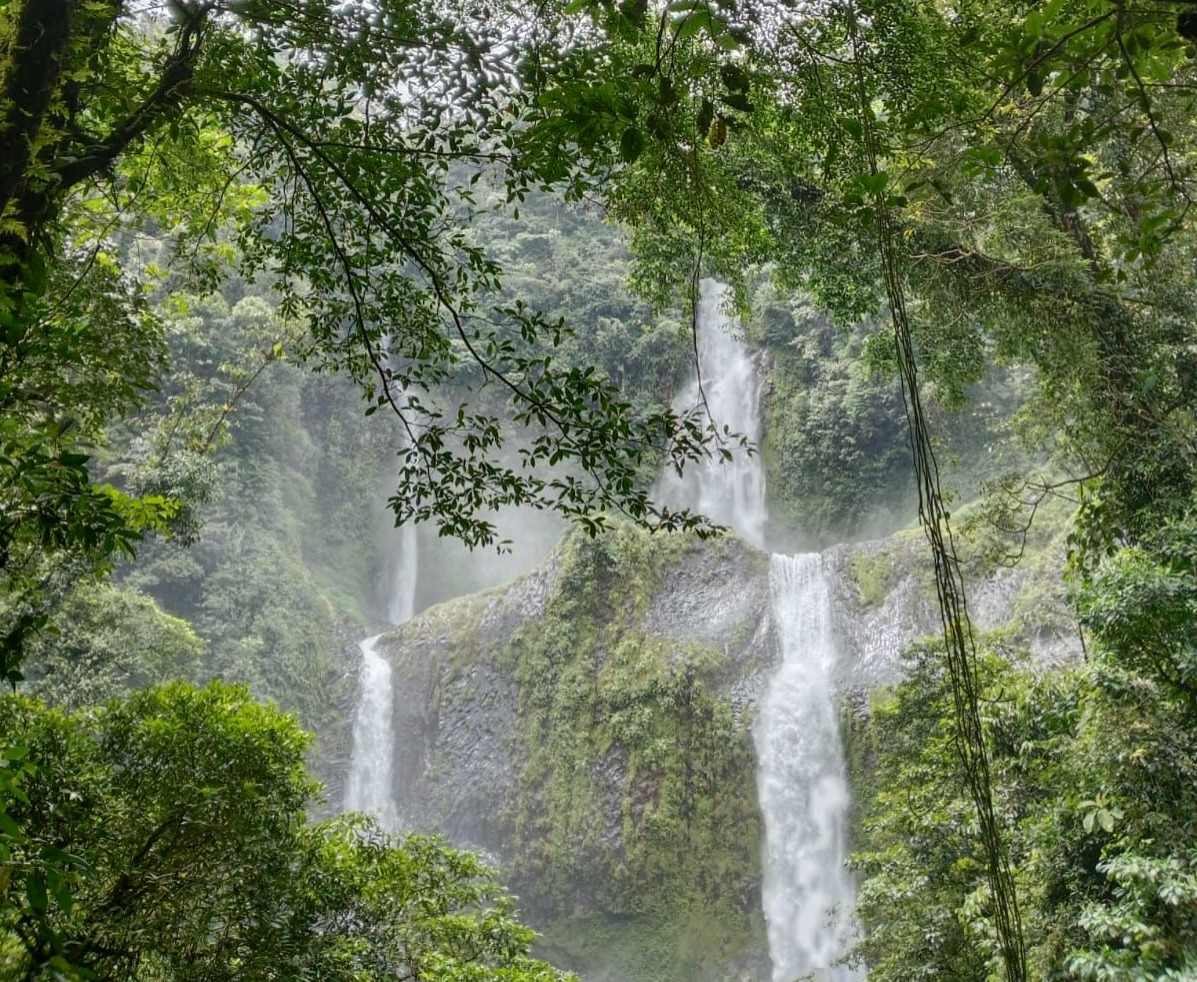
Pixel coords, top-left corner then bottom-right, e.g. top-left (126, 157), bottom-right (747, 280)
top-left (640, 538), bottom-right (775, 717)
top-left (641, 541), bottom-right (769, 650)
top-left (375, 538), bottom-right (776, 856)
top-left (378, 559), bottom-right (560, 852)
top-left (822, 533), bottom-right (1083, 690)
top-left (367, 527), bottom-right (1079, 862)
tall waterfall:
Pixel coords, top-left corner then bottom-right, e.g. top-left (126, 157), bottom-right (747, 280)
top-left (344, 451), bottom-right (420, 827)
top-left (658, 280), bottom-right (767, 548)
top-left (757, 554), bottom-right (861, 981)
top-left (665, 282), bottom-right (862, 979)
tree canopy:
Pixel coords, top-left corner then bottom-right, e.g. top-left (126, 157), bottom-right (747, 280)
top-left (0, 0), bottom-right (740, 683)
top-left (1, 681), bottom-right (576, 979)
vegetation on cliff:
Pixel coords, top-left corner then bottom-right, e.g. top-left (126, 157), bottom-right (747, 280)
top-left (501, 527), bottom-right (766, 978)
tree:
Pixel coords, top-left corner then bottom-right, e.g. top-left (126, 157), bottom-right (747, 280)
top-left (19, 583), bottom-right (204, 711)
top-left (0, 0), bottom-right (734, 682)
top-left (524, 1), bottom-right (1197, 973)
top-left (0, 681), bottom-right (575, 980)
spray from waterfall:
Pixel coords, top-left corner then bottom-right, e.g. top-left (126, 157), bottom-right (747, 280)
top-left (665, 282), bottom-right (863, 978)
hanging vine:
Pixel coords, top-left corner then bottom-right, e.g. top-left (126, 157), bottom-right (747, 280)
top-left (844, 7), bottom-right (1028, 978)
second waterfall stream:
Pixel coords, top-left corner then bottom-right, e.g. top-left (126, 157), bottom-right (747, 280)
top-left (667, 281), bottom-right (863, 980)
top-left (343, 516), bottom-right (418, 829)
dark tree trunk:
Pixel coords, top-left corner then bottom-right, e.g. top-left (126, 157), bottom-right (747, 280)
top-left (0, 0), bottom-right (76, 271)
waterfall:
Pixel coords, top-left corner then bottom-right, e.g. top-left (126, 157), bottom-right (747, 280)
top-left (664, 282), bottom-right (862, 978)
top-left (658, 279), bottom-right (767, 548)
top-left (345, 370), bottom-right (421, 827)
top-left (343, 634), bottom-right (397, 826)
top-left (344, 518), bottom-right (418, 827)
top-left (388, 520), bottom-right (418, 625)
top-left (344, 517), bottom-right (418, 823)
top-left (756, 554), bottom-right (861, 981)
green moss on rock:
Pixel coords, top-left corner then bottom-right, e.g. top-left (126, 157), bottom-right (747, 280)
top-left (499, 524), bottom-right (766, 979)
top-left (848, 550), bottom-right (899, 608)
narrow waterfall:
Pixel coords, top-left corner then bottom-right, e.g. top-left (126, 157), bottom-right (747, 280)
top-left (665, 282), bottom-right (862, 978)
top-left (344, 524), bottom-right (417, 825)
top-left (659, 280), bottom-right (767, 548)
top-left (343, 634), bottom-right (398, 826)
top-left (344, 448), bottom-right (420, 827)
top-left (388, 520), bottom-right (418, 625)
top-left (756, 554), bottom-right (861, 981)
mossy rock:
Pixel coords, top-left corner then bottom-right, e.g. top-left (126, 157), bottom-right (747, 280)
top-left (848, 550), bottom-right (899, 608)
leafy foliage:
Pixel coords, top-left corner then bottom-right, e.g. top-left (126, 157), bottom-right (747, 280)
top-left (19, 584), bottom-right (204, 711)
top-left (0, 681), bottom-right (573, 980)
top-left (850, 618), bottom-right (1197, 980)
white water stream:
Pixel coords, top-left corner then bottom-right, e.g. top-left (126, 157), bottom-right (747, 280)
top-left (757, 554), bottom-right (862, 981)
top-left (343, 633), bottom-right (398, 827)
top-left (658, 280), bottom-right (767, 549)
top-left (344, 413), bottom-right (420, 828)
top-left (668, 281), bottom-right (862, 979)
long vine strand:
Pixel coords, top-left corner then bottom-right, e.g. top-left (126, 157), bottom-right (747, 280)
top-left (845, 6), bottom-right (1028, 977)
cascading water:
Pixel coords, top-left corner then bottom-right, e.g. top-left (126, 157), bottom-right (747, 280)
top-left (756, 554), bottom-right (861, 981)
top-left (344, 521), bottom-right (418, 827)
top-left (343, 633), bottom-right (398, 827)
top-left (344, 386), bottom-right (420, 828)
top-left (665, 281), bottom-right (862, 979)
top-left (658, 280), bottom-right (767, 548)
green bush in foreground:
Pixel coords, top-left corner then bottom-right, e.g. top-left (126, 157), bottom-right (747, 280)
top-left (0, 681), bottom-right (572, 981)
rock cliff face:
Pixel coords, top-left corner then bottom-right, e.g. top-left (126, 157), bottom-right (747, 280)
top-left (369, 522), bottom-right (1078, 980)
top-left (821, 529), bottom-right (1082, 691)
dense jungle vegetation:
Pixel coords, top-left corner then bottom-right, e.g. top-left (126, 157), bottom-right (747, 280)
top-left (2, 0), bottom-right (1196, 978)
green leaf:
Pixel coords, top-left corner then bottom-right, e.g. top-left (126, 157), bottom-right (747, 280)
top-left (673, 8), bottom-right (711, 41)
top-left (858, 171), bottom-right (890, 196)
top-left (26, 873), bottom-right (47, 913)
top-left (722, 92), bottom-right (753, 113)
top-left (620, 127), bottom-right (645, 164)
top-left (719, 63), bottom-right (749, 92)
